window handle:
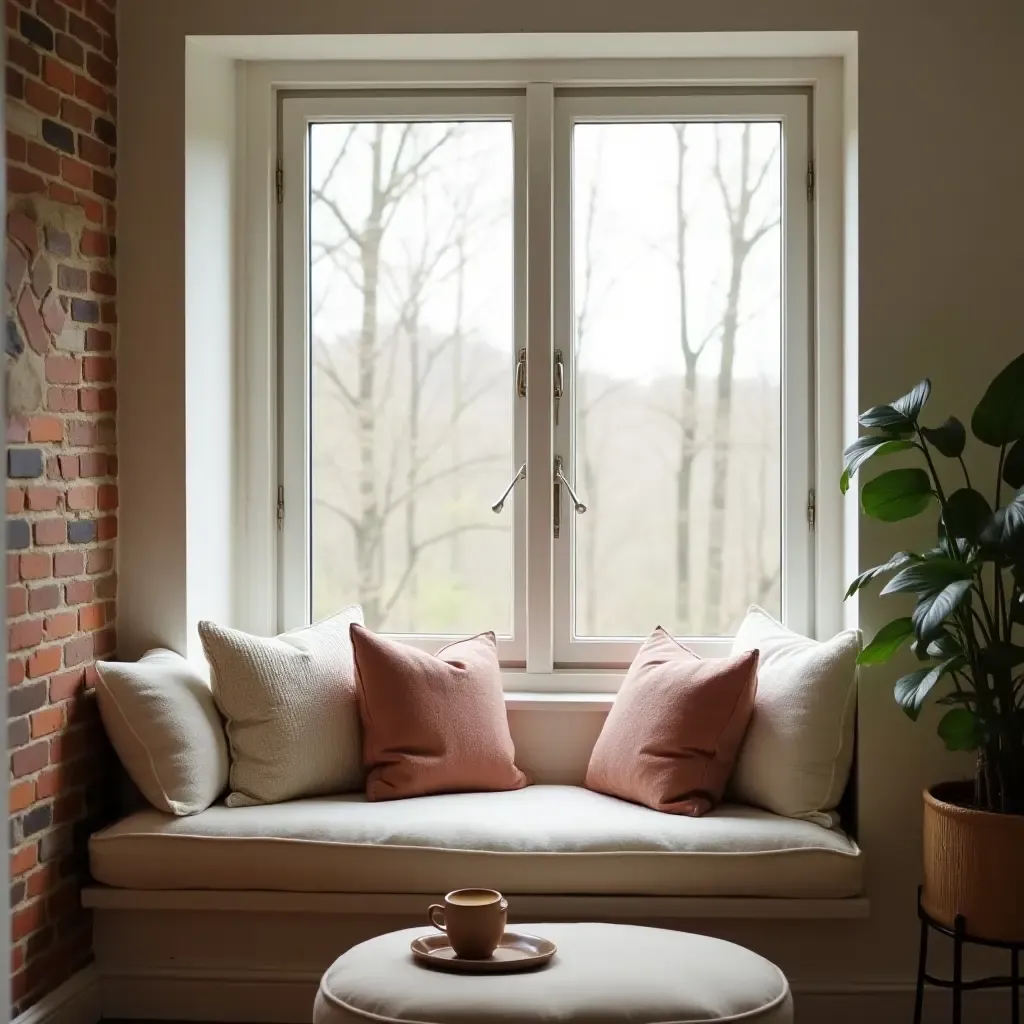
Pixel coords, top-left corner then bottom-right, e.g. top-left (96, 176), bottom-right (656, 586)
top-left (553, 455), bottom-right (586, 540)
top-left (491, 463), bottom-right (526, 514)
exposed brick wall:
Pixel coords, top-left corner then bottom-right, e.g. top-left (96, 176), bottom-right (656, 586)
top-left (5, 0), bottom-right (117, 1014)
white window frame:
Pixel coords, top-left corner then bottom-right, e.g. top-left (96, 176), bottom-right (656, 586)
top-left (242, 57), bottom-right (845, 692)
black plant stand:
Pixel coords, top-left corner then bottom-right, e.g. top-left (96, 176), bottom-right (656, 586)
top-left (914, 887), bottom-right (1021, 1024)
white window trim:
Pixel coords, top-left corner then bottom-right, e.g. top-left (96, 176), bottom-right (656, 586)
top-left (238, 56), bottom-right (847, 691)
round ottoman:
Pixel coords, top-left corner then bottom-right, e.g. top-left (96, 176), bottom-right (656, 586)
top-left (314, 922), bottom-right (792, 1023)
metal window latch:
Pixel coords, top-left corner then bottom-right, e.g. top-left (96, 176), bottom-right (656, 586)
top-left (515, 349), bottom-right (527, 398)
top-left (553, 349), bottom-right (564, 425)
top-left (553, 455), bottom-right (586, 538)
top-left (491, 463), bottom-right (526, 514)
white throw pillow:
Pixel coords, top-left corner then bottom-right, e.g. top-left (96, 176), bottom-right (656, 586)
top-left (95, 649), bottom-right (229, 816)
top-left (729, 606), bottom-right (861, 827)
top-left (199, 607), bottom-right (364, 807)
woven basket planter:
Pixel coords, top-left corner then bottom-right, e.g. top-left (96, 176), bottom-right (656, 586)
top-left (921, 781), bottom-right (1024, 942)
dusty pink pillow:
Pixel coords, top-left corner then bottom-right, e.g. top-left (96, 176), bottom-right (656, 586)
top-left (585, 628), bottom-right (759, 816)
top-left (351, 625), bottom-right (528, 801)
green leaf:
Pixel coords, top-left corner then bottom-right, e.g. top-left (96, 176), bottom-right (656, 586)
top-left (971, 353), bottom-right (1024, 447)
top-left (892, 379), bottom-right (932, 423)
top-left (858, 618), bottom-right (915, 665)
top-left (841, 437), bottom-right (915, 495)
top-left (844, 551), bottom-right (920, 600)
top-left (927, 631), bottom-right (963, 658)
top-left (880, 557), bottom-right (974, 597)
top-left (979, 487), bottom-right (1024, 551)
top-left (1003, 438), bottom-right (1024, 489)
top-left (942, 488), bottom-right (993, 544)
top-left (859, 404), bottom-right (913, 432)
top-left (861, 468), bottom-right (934, 522)
top-left (937, 709), bottom-right (979, 751)
top-left (912, 579), bottom-right (973, 643)
top-left (921, 417), bottom-right (966, 458)
top-left (895, 657), bottom-right (966, 720)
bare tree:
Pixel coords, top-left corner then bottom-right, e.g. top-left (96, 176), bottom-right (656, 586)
top-left (704, 125), bottom-right (780, 632)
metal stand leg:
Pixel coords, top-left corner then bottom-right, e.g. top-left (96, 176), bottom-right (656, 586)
top-left (1012, 947), bottom-right (1020, 1024)
top-left (952, 915), bottom-right (964, 1024)
top-left (914, 910), bottom-right (929, 1024)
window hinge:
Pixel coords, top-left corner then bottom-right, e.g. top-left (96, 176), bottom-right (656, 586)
top-left (277, 485), bottom-right (285, 530)
top-left (276, 160), bottom-right (284, 205)
top-left (806, 159), bottom-right (815, 201)
top-left (806, 488), bottom-right (816, 531)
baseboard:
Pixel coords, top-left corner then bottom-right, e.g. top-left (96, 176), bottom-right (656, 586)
top-left (15, 966), bottom-right (101, 1024)
top-left (97, 968), bottom-right (1013, 1024)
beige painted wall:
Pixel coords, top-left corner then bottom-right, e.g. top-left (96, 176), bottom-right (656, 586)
top-left (118, 0), bottom-right (1024, 992)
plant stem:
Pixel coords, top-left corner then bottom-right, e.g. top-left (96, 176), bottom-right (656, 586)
top-left (957, 455), bottom-right (973, 490)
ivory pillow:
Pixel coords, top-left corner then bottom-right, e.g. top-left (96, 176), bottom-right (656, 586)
top-left (351, 626), bottom-right (529, 801)
top-left (585, 628), bottom-right (759, 816)
top-left (95, 649), bottom-right (228, 816)
top-left (729, 606), bottom-right (861, 826)
top-left (199, 607), bottom-right (364, 807)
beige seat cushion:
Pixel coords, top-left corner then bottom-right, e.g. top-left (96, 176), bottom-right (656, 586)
top-left (89, 784), bottom-right (863, 898)
top-left (314, 923), bottom-right (792, 1023)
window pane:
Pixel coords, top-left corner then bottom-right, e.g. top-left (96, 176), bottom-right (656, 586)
top-left (309, 121), bottom-right (515, 635)
top-left (571, 121), bottom-right (782, 639)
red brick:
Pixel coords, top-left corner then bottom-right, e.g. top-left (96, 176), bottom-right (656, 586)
top-left (27, 141), bottom-right (61, 177)
top-left (52, 551), bottom-right (84, 578)
top-left (79, 228), bottom-right (106, 256)
top-left (26, 863), bottom-right (59, 900)
top-left (93, 626), bottom-right (115, 656)
top-left (8, 35), bottom-right (40, 76)
top-left (9, 618), bottom-right (43, 651)
top-left (66, 13), bottom-right (99, 51)
top-left (7, 164), bottom-right (47, 194)
top-left (36, 0), bottom-right (68, 30)
top-left (96, 516), bottom-right (116, 540)
top-left (43, 57), bottom-right (76, 96)
top-left (54, 32), bottom-right (83, 68)
top-left (6, 417), bottom-right (29, 443)
top-left (62, 635), bottom-right (92, 667)
top-left (10, 781), bottom-right (35, 813)
top-left (65, 485), bottom-right (95, 509)
top-left (83, 0), bottom-right (112, 32)
top-left (73, 72), bottom-right (105, 110)
top-left (25, 486), bottom-right (60, 511)
top-left (9, 657), bottom-right (26, 686)
top-left (44, 355), bottom-right (79, 385)
top-left (23, 78), bottom-right (59, 118)
top-left (84, 48), bottom-right (114, 87)
top-left (76, 133), bottom-right (108, 168)
top-left (11, 900), bottom-right (45, 939)
top-left (30, 705), bottom-right (64, 737)
top-left (33, 518), bottom-right (67, 546)
top-left (10, 845), bottom-right (39, 881)
top-left (85, 547), bottom-right (110, 574)
top-left (18, 286), bottom-right (50, 356)
top-left (76, 193), bottom-right (102, 224)
top-left (96, 484), bottom-right (117, 510)
top-left (19, 553), bottom-right (52, 581)
top-left (44, 612), bottom-right (77, 640)
top-left (84, 328), bottom-right (110, 351)
top-left (92, 168), bottom-right (114, 200)
top-left (11, 741), bottom-right (48, 778)
top-left (66, 421), bottom-right (93, 446)
top-left (82, 355), bottom-right (113, 381)
top-left (63, 580), bottom-right (92, 605)
top-left (100, 299), bottom-right (116, 324)
top-left (47, 181), bottom-right (75, 204)
top-left (48, 668), bottom-right (84, 703)
top-left (7, 486), bottom-right (26, 513)
top-left (28, 416), bottom-right (63, 443)
top-left (5, 1), bottom-right (16, 30)
top-left (47, 387), bottom-right (78, 413)
top-left (8, 585), bottom-right (28, 618)
top-left (78, 603), bottom-right (104, 631)
top-left (7, 130), bottom-right (27, 163)
top-left (77, 452), bottom-right (105, 476)
top-left (27, 646), bottom-right (62, 679)
top-left (58, 95), bottom-right (89, 131)
top-left (58, 454), bottom-right (79, 479)
top-left (34, 766), bottom-right (62, 799)
top-left (78, 387), bottom-right (114, 412)
top-left (28, 585), bottom-right (60, 613)
top-left (7, 66), bottom-right (24, 100)
top-left (89, 271), bottom-right (115, 295)
top-left (60, 155), bottom-right (91, 189)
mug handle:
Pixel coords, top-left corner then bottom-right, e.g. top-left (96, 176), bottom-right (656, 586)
top-left (428, 904), bottom-right (447, 932)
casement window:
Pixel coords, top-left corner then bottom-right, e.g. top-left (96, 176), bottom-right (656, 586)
top-left (277, 77), bottom-right (816, 676)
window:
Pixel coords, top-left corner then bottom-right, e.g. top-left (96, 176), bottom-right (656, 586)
top-left (279, 82), bottom-right (813, 673)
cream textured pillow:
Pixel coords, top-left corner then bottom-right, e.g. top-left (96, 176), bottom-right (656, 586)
top-left (199, 607), bottom-right (364, 807)
top-left (729, 606), bottom-right (861, 827)
top-left (95, 649), bottom-right (228, 816)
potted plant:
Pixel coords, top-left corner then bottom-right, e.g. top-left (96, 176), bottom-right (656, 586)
top-left (842, 352), bottom-right (1024, 942)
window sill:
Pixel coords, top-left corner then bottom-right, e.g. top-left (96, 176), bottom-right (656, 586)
top-left (503, 691), bottom-right (616, 712)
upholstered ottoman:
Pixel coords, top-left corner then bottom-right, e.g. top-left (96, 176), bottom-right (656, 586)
top-left (314, 922), bottom-right (793, 1023)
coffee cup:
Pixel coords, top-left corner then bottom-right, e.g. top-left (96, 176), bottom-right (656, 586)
top-left (427, 888), bottom-right (508, 959)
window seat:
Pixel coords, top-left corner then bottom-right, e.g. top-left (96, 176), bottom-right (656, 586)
top-left (89, 784), bottom-right (863, 899)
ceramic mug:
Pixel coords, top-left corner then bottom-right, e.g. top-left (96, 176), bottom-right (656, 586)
top-left (428, 888), bottom-right (508, 959)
